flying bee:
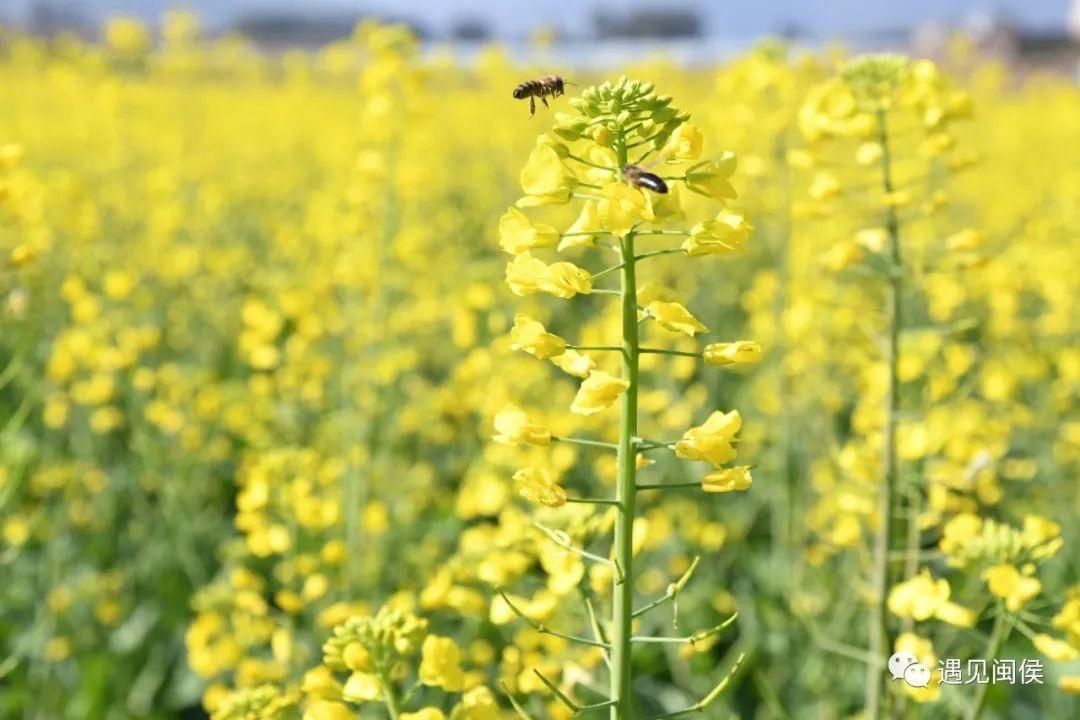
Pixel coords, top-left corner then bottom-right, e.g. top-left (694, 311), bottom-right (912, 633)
top-left (622, 164), bottom-right (668, 194)
top-left (513, 75), bottom-right (571, 117)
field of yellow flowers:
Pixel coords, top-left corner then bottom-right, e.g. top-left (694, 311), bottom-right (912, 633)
top-left (1, 13), bottom-right (1078, 720)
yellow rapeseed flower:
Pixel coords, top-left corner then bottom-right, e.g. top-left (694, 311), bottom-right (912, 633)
top-left (512, 467), bottom-right (566, 508)
top-left (675, 410), bottom-right (741, 468)
top-left (570, 370), bottom-right (630, 415)
top-left (418, 635), bottom-right (465, 691)
top-left (983, 564), bottom-right (1041, 611)
top-left (702, 466), bottom-right (752, 493)
top-left (704, 341), bottom-right (762, 367)
top-left (498, 207), bottom-right (559, 254)
top-left (492, 406), bottom-right (551, 446)
top-left (509, 314), bottom-right (566, 359)
top-left (646, 301), bottom-right (708, 336)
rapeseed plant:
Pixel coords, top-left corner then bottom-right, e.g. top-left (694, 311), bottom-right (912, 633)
top-left (496, 76), bottom-right (759, 719)
top-left (797, 54), bottom-right (1079, 718)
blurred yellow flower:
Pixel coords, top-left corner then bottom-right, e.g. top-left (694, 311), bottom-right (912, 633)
top-left (984, 564), bottom-right (1041, 611)
top-left (453, 686), bottom-right (500, 719)
top-left (684, 209), bottom-right (752, 256)
top-left (685, 152), bottom-right (738, 200)
top-left (419, 635), bottom-right (465, 691)
top-left (1032, 634), bottom-right (1079, 662)
top-left (933, 601), bottom-right (976, 628)
top-left (512, 467), bottom-right (566, 508)
top-left (493, 406), bottom-right (551, 447)
top-left (401, 710), bottom-right (446, 720)
top-left (341, 672), bottom-right (381, 702)
top-left (887, 570), bottom-right (950, 621)
top-left (304, 701), bottom-right (353, 720)
top-left (664, 123), bottom-right (703, 161)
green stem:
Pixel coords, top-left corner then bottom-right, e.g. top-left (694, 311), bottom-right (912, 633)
top-left (610, 128), bottom-right (639, 720)
top-left (380, 674), bottom-right (402, 720)
top-left (965, 611), bottom-right (1012, 720)
top-left (866, 106), bottom-right (904, 720)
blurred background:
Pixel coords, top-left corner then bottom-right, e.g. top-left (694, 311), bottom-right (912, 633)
top-left (2, 1), bottom-right (1079, 68)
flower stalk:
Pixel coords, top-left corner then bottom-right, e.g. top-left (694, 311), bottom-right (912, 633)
top-left (498, 76), bottom-right (758, 719)
top-left (866, 104), bottom-right (904, 720)
top-left (610, 169), bottom-right (640, 718)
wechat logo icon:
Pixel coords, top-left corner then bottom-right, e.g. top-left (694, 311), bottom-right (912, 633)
top-left (888, 652), bottom-right (931, 688)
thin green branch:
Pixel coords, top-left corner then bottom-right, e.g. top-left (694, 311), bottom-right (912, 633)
top-left (965, 610), bottom-right (1012, 720)
top-left (583, 596), bottom-right (612, 669)
top-left (533, 669), bottom-right (581, 713)
top-left (636, 482), bottom-right (699, 491)
top-left (631, 612), bottom-right (737, 645)
top-left (565, 345), bottom-right (624, 353)
top-left (500, 681), bottom-right (539, 720)
top-left (552, 435), bottom-right (619, 450)
top-left (639, 348), bottom-right (700, 358)
top-left (640, 652), bottom-right (747, 720)
top-left (591, 263), bottom-right (625, 281)
top-left (626, 132), bottom-right (665, 149)
top-left (567, 154), bottom-right (616, 171)
top-left (533, 523), bottom-right (617, 569)
top-left (635, 247), bottom-right (686, 261)
top-left (636, 438), bottom-right (677, 451)
top-left (496, 589), bottom-right (611, 649)
top-left (578, 699), bottom-right (617, 712)
top-left (799, 613), bottom-right (881, 666)
top-left (566, 497), bottom-right (622, 507)
top-left (632, 557), bottom-right (700, 619)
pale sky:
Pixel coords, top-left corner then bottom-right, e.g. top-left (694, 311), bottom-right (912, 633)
top-left (4, 0), bottom-right (1073, 37)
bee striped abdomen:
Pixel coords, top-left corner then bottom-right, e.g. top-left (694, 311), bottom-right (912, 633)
top-left (623, 164), bottom-right (669, 194)
top-left (513, 80), bottom-right (542, 100)
top-left (634, 172), bottom-right (668, 194)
